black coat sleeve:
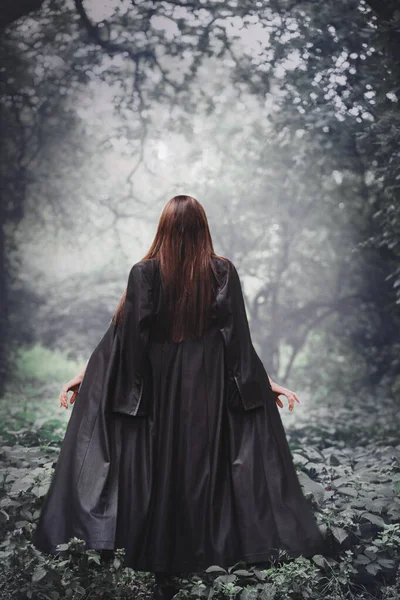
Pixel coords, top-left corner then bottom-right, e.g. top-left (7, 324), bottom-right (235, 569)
top-left (219, 260), bottom-right (275, 411)
top-left (110, 261), bottom-right (155, 416)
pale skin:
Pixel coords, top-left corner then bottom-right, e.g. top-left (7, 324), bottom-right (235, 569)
top-left (59, 365), bottom-right (300, 411)
top-left (59, 362), bottom-right (87, 409)
top-left (267, 375), bottom-right (301, 412)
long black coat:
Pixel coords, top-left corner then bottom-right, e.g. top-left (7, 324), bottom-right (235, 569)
top-left (33, 256), bottom-right (325, 573)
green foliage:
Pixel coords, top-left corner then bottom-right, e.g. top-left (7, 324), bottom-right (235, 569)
top-left (2, 0), bottom-right (400, 402)
top-left (0, 392), bottom-right (68, 446)
top-left (1, 384), bottom-right (400, 599)
top-left (1, 0), bottom-right (400, 597)
top-left (0, 344), bottom-right (85, 444)
top-left (13, 344), bottom-right (83, 386)
top-left (0, 535), bottom-right (151, 600)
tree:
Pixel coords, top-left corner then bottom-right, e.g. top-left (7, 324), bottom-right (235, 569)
top-left (1, 0), bottom-right (399, 397)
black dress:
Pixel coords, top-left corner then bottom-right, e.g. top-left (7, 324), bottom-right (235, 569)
top-left (32, 257), bottom-right (325, 573)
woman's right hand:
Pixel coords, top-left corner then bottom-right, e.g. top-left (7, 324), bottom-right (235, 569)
top-left (59, 374), bottom-right (83, 409)
top-left (59, 361), bottom-right (88, 408)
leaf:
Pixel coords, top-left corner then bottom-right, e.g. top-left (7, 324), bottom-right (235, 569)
top-left (362, 513), bottom-right (386, 527)
top-left (259, 583), bottom-right (277, 600)
top-left (301, 446), bottom-right (325, 462)
top-left (10, 477), bottom-right (34, 494)
top-left (20, 509), bottom-right (33, 521)
top-left (292, 453), bottom-right (309, 466)
top-left (365, 500), bottom-right (388, 512)
top-left (88, 555), bottom-right (101, 565)
top-left (312, 554), bottom-right (330, 569)
top-left (57, 560), bottom-right (69, 567)
top-left (191, 584), bottom-right (206, 597)
top-left (205, 565), bottom-right (227, 573)
top-left (32, 567), bottom-right (47, 582)
top-left (31, 485), bottom-right (49, 497)
top-left (0, 509), bottom-right (9, 522)
top-left (15, 520), bottom-right (29, 528)
top-left (331, 526), bottom-right (348, 544)
top-left (56, 543), bottom-right (69, 551)
top-left (366, 563), bottom-right (381, 575)
top-left (354, 554), bottom-right (371, 565)
top-left (351, 499), bottom-right (367, 508)
top-left (214, 574), bottom-right (237, 585)
top-left (378, 558), bottom-right (395, 568)
top-left (364, 547), bottom-right (378, 560)
top-left (228, 560), bottom-right (247, 573)
top-left (232, 570), bottom-right (254, 577)
top-left (297, 471), bottom-right (325, 505)
top-left (336, 486), bottom-right (358, 497)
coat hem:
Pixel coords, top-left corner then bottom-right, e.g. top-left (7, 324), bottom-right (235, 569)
top-left (143, 551), bottom-right (277, 573)
top-left (32, 538), bottom-right (116, 555)
top-left (122, 545), bottom-right (320, 574)
top-left (34, 540), bottom-right (320, 573)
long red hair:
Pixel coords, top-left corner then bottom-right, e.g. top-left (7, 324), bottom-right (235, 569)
top-left (112, 195), bottom-right (227, 342)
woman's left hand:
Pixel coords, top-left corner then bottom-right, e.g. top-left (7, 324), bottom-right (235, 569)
top-left (270, 382), bottom-right (300, 411)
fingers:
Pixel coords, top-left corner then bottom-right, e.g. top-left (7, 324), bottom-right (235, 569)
top-left (288, 392), bottom-right (301, 411)
top-left (59, 384), bottom-right (76, 409)
top-left (59, 388), bottom-right (69, 409)
top-left (275, 395), bottom-right (284, 408)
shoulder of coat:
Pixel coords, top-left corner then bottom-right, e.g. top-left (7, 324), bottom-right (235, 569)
top-left (212, 255), bottom-right (231, 268)
top-left (132, 256), bottom-right (231, 283)
top-left (130, 259), bottom-right (159, 286)
top-left (211, 256), bottom-right (232, 293)
top-left (131, 258), bottom-right (157, 270)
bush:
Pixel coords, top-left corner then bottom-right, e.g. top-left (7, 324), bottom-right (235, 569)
top-left (12, 344), bottom-right (84, 386)
top-left (0, 386), bottom-right (399, 599)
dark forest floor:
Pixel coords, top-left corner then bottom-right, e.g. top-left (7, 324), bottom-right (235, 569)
top-left (0, 382), bottom-right (399, 599)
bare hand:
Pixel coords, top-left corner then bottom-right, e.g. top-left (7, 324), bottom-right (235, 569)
top-left (271, 383), bottom-right (300, 411)
top-left (59, 375), bottom-right (82, 409)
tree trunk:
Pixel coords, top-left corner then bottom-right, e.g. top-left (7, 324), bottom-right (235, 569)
top-left (0, 201), bottom-right (7, 397)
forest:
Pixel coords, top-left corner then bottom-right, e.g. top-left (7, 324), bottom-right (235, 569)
top-left (0, 0), bottom-right (400, 599)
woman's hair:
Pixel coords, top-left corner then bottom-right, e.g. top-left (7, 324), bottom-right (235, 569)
top-left (112, 195), bottom-right (227, 342)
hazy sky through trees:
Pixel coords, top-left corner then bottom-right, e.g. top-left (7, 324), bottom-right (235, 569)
top-left (2, 0), bottom-right (399, 397)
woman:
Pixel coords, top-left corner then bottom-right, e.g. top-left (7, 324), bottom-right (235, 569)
top-left (33, 195), bottom-right (325, 599)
